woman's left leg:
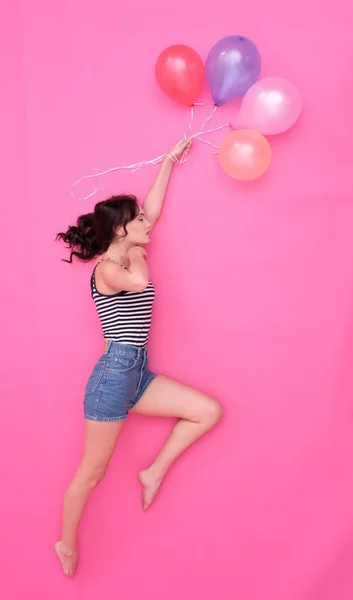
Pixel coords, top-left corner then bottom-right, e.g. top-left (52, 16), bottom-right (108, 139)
top-left (130, 375), bottom-right (223, 509)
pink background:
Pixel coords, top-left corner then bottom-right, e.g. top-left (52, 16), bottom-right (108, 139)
top-left (2, 0), bottom-right (353, 598)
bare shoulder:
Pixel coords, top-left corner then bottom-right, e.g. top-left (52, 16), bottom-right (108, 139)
top-left (95, 257), bottom-right (148, 294)
top-left (95, 259), bottom-right (126, 294)
top-left (96, 258), bottom-right (125, 274)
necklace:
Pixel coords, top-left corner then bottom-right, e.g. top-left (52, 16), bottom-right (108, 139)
top-left (97, 255), bottom-right (128, 270)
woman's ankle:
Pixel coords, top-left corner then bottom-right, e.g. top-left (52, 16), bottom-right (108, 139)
top-left (57, 540), bottom-right (77, 556)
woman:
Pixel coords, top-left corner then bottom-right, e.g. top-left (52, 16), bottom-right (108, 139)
top-left (55, 138), bottom-right (223, 577)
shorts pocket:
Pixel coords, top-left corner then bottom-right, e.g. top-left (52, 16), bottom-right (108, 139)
top-left (107, 354), bottom-right (139, 373)
top-left (85, 361), bottom-right (107, 395)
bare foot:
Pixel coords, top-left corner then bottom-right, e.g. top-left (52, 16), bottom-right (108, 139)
top-left (138, 469), bottom-right (163, 510)
top-left (54, 541), bottom-right (78, 577)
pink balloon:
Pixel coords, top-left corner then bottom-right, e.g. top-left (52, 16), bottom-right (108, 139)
top-left (231, 77), bottom-right (302, 135)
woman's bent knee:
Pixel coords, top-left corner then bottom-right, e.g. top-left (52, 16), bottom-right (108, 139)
top-left (202, 399), bottom-right (223, 427)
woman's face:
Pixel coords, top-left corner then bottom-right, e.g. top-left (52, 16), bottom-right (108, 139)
top-left (123, 209), bottom-right (151, 245)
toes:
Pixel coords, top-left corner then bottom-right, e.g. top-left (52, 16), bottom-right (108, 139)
top-left (142, 493), bottom-right (147, 511)
top-left (141, 490), bottom-right (150, 511)
top-left (55, 542), bottom-right (77, 577)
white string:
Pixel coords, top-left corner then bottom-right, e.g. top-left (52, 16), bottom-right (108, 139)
top-left (184, 105), bottom-right (194, 138)
top-left (193, 122), bottom-right (230, 138)
top-left (71, 157), bottom-right (165, 200)
top-left (183, 103), bottom-right (204, 138)
top-left (197, 137), bottom-right (219, 150)
top-left (191, 122), bottom-right (230, 155)
top-left (71, 105), bottom-right (229, 201)
top-left (192, 121), bottom-right (231, 155)
top-left (199, 105), bottom-right (217, 132)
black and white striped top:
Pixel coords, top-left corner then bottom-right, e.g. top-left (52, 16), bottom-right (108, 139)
top-left (91, 260), bottom-right (155, 347)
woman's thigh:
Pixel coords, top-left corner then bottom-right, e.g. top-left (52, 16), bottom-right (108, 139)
top-left (130, 375), bottom-right (222, 422)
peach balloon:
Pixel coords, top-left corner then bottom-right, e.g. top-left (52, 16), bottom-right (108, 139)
top-left (218, 129), bottom-right (272, 181)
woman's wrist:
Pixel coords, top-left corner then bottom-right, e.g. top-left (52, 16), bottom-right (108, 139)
top-left (163, 155), bottom-right (175, 169)
top-left (165, 137), bottom-right (192, 166)
top-left (164, 153), bottom-right (176, 165)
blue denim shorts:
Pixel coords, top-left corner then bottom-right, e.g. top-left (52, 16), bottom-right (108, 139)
top-left (84, 341), bottom-right (156, 422)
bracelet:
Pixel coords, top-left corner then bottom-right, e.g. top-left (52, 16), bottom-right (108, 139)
top-left (166, 150), bottom-right (179, 164)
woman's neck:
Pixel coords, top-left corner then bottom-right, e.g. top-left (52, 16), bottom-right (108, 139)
top-left (104, 240), bottom-right (132, 264)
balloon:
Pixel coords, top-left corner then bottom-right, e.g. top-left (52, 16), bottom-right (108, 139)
top-left (218, 129), bottom-right (271, 181)
top-left (205, 35), bottom-right (261, 105)
top-left (155, 45), bottom-right (204, 106)
top-left (232, 77), bottom-right (302, 135)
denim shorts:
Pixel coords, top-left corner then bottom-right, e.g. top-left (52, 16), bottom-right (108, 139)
top-left (84, 341), bottom-right (156, 422)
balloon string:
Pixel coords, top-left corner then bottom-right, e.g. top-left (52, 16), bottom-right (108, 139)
top-left (72, 105), bottom-right (205, 200)
top-left (197, 137), bottom-right (219, 150)
top-left (199, 105), bottom-right (217, 132)
top-left (184, 105), bottom-right (195, 138)
top-left (71, 150), bottom-right (193, 200)
top-left (192, 122), bottom-right (231, 155)
top-left (184, 102), bottom-right (204, 137)
top-left (71, 106), bottom-right (229, 201)
top-left (71, 156), bottom-right (165, 200)
top-left (193, 122), bottom-right (230, 137)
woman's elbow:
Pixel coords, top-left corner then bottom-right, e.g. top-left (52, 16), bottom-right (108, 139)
top-left (131, 276), bottom-right (149, 292)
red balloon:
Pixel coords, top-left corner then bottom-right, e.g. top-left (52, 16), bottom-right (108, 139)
top-left (155, 45), bottom-right (204, 106)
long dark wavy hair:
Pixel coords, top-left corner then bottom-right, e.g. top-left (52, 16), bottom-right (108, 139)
top-left (56, 195), bottom-right (140, 263)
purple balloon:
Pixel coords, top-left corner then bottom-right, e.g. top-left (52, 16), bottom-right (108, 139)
top-left (205, 35), bottom-right (261, 105)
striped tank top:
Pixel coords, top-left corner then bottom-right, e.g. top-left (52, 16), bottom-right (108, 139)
top-left (91, 258), bottom-right (155, 347)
